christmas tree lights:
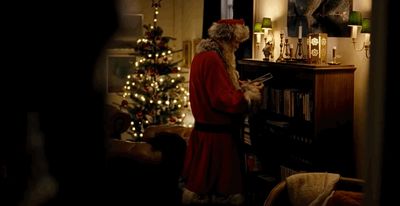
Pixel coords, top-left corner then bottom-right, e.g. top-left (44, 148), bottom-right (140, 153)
top-left (122, 0), bottom-right (190, 140)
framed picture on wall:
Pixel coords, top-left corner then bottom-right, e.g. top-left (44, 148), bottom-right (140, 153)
top-left (114, 13), bottom-right (143, 42)
top-left (287, 0), bottom-right (352, 37)
top-left (106, 49), bottom-right (135, 93)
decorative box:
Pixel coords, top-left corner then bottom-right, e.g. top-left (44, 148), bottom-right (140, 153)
top-left (307, 33), bottom-right (328, 64)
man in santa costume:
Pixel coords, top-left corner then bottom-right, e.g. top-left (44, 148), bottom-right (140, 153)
top-left (182, 19), bottom-right (263, 205)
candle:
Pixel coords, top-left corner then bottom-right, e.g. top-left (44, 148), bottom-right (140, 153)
top-left (332, 46), bottom-right (336, 59)
top-left (298, 26), bottom-right (302, 39)
top-left (285, 27), bottom-right (288, 37)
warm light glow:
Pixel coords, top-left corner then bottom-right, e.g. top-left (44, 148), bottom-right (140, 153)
top-left (350, 26), bottom-right (358, 39)
top-left (364, 33), bottom-right (371, 46)
top-left (349, 16), bottom-right (371, 58)
top-left (255, 33), bottom-right (262, 44)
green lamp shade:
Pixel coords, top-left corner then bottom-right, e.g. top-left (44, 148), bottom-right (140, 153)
top-left (348, 11), bottom-right (362, 26)
top-left (261, 17), bottom-right (272, 29)
top-left (361, 18), bottom-right (371, 33)
top-left (254, 22), bottom-right (262, 33)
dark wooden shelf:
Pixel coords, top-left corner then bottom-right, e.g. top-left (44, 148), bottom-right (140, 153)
top-left (238, 59), bottom-right (357, 180)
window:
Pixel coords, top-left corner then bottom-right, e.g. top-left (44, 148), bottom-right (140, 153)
top-left (221, 0), bottom-right (233, 19)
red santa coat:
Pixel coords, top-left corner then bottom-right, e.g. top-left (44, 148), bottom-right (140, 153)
top-left (182, 51), bottom-right (249, 195)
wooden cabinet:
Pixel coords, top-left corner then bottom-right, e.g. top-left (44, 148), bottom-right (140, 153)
top-left (237, 59), bottom-right (356, 180)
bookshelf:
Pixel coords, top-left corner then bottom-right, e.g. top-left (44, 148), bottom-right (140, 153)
top-left (237, 59), bottom-right (356, 182)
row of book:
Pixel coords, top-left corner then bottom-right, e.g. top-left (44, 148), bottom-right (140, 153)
top-left (261, 87), bottom-right (313, 121)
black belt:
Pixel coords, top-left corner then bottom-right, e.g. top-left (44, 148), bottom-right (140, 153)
top-left (194, 122), bottom-right (238, 133)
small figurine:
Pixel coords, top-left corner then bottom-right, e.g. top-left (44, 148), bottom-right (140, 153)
top-left (263, 41), bottom-right (274, 61)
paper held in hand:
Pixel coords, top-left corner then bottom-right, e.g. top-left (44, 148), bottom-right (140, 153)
top-left (249, 73), bottom-right (273, 83)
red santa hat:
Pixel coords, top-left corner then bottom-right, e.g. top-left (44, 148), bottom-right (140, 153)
top-left (208, 18), bottom-right (249, 43)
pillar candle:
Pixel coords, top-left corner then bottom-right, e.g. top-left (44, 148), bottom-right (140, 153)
top-left (332, 46), bottom-right (336, 59)
top-left (298, 26), bottom-right (302, 39)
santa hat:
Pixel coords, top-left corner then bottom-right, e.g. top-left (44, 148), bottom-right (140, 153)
top-left (208, 18), bottom-right (249, 43)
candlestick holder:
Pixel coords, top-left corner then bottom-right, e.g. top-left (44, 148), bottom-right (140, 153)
top-left (284, 39), bottom-right (290, 59)
top-left (295, 38), bottom-right (304, 60)
top-left (276, 33), bottom-right (285, 62)
top-left (328, 47), bottom-right (341, 65)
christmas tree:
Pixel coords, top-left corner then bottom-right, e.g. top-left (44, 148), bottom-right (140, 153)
top-left (122, 0), bottom-right (190, 141)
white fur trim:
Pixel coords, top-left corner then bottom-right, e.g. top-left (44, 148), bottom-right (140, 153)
top-left (196, 39), bottom-right (219, 55)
